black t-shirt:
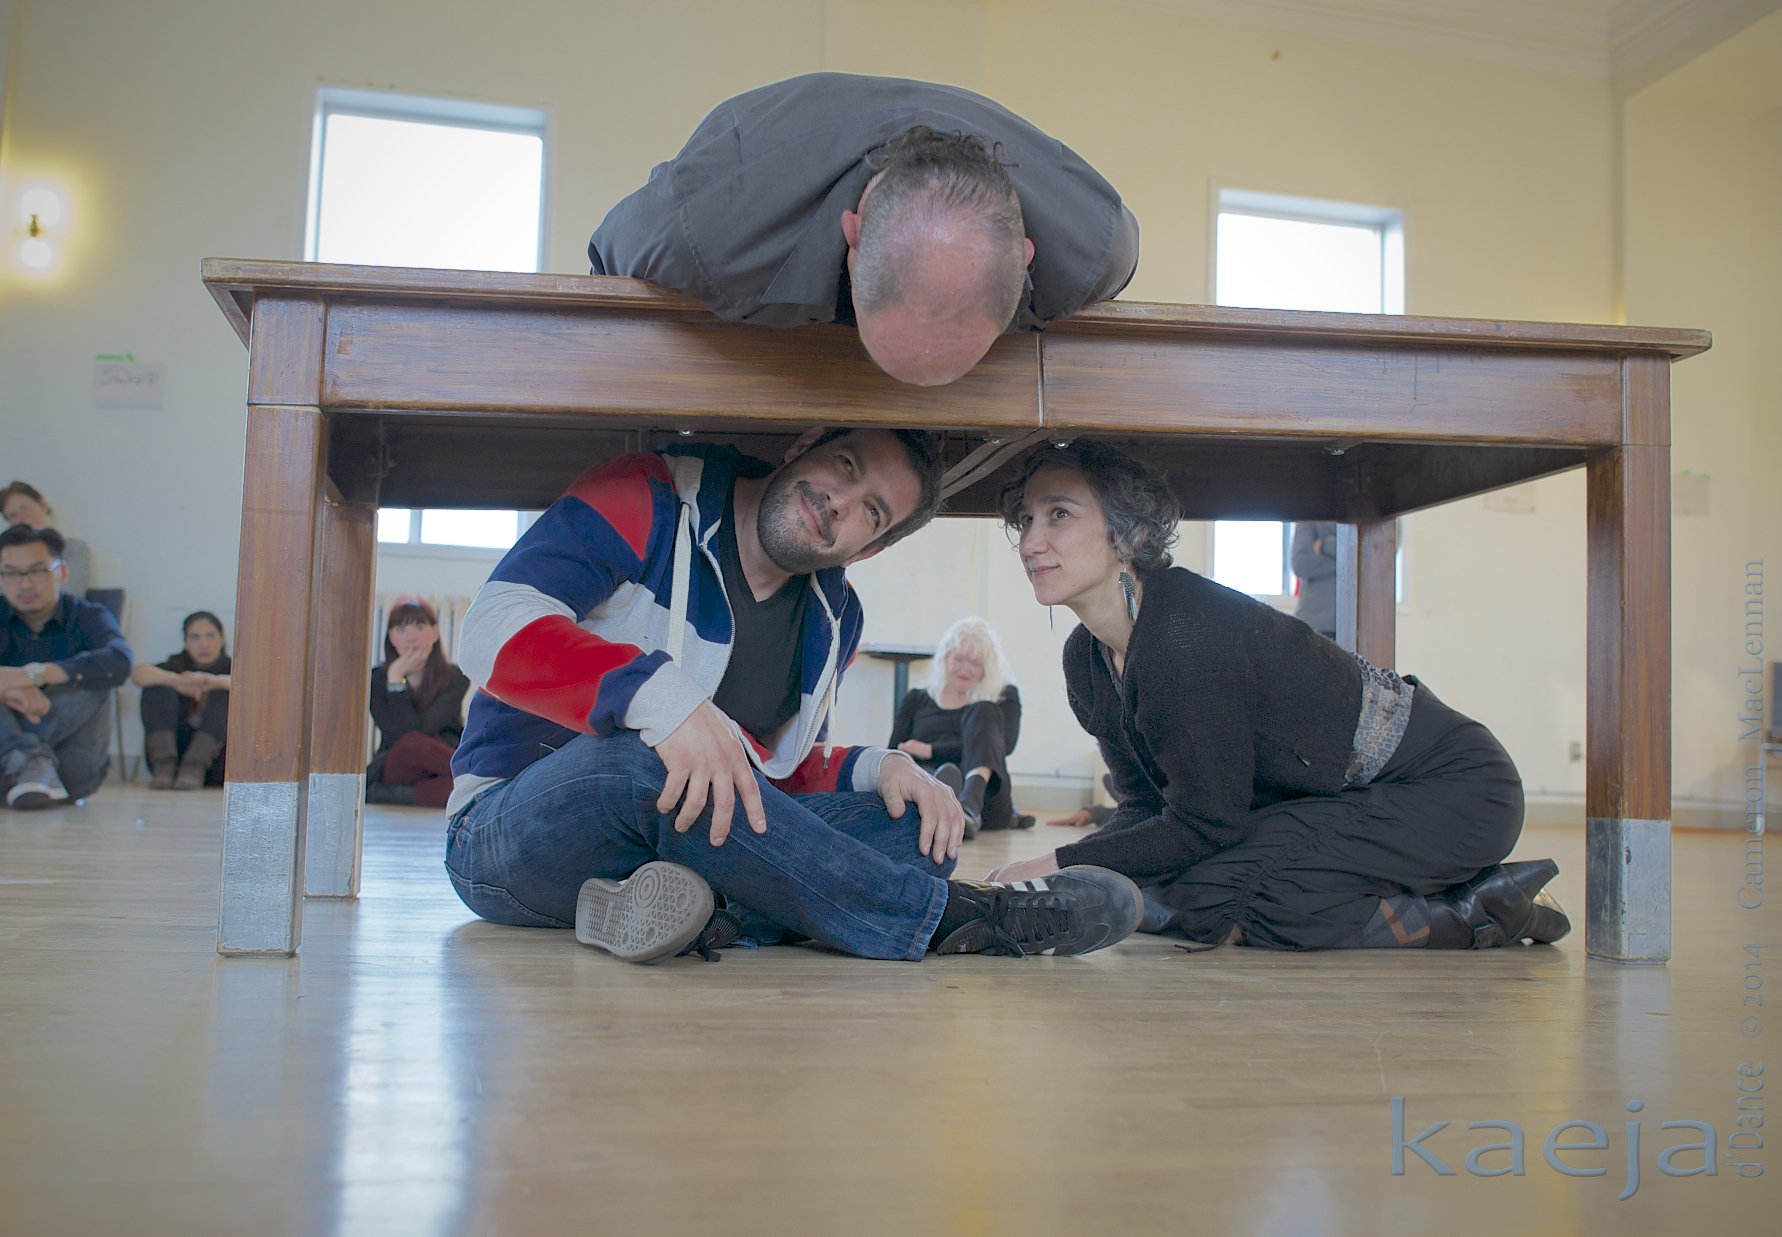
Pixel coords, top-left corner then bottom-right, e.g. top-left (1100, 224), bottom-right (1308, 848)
top-left (711, 501), bottom-right (808, 741)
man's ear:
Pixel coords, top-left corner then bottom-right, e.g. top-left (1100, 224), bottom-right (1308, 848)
top-left (1023, 236), bottom-right (1035, 267)
top-left (841, 208), bottom-right (863, 251)
top-left (780, 427), bottom-right (826, 465)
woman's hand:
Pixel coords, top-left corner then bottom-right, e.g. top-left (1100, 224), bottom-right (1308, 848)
top-left (984, 851), bottom-right (1062, 884)
top-left (173, 672), bottom-right (209, 700)
top-left (896, 739), bottom-right (933, 761)
top-left (387, 650), bottom-right (426, 683)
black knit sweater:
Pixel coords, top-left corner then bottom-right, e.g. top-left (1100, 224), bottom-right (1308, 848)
top-left (1054, 566), bottom-right (1370, 882)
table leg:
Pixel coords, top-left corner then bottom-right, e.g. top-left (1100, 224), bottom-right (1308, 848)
top-left (219, 405), bottom-right (325, 955)
top-left (303, 498), bottom-right (376, 899)
top-left (1335, 520), bottom-right (1399, 668)
top-left (1586, 439), bottom-right (1672, 962)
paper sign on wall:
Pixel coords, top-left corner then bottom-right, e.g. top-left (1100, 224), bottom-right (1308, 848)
top-left (93, 354), bottom-right (164, 408)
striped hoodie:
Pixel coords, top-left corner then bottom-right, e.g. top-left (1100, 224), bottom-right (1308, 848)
top-left (446, 445), bottom-right (891, 815)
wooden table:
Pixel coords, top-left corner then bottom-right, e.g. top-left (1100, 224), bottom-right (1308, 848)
top-left (202, 259), bottom-right (1709, 963)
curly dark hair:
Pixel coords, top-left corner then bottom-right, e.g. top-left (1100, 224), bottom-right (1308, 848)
top-left (853, 125), bottom-right (1027, 330)
top-left (996, 440), bottom-right (1180, 573)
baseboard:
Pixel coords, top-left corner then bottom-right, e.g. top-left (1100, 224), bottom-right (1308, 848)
top-left (1524, 794), bottom-right (1769, 832)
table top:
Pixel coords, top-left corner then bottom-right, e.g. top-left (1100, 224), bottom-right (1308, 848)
top-left (202, 259), bottom-right (1711, 520)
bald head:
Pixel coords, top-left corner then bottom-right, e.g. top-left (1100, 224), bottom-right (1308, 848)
top-left (842, 125), bottom-right (1033, 386)
top-left (851, 209), bottom-right (1021, 385)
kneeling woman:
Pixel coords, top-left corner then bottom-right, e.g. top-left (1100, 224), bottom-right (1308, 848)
top-left (367, 599), bottom-right (471, 807)
top-left (134, 611), bottom-right (232, 789)
top-left (988, 441), bottom-right (1567, 951)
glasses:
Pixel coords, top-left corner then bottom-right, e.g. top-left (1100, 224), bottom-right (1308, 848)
top-left (0, 561), bottom-right (62, 585)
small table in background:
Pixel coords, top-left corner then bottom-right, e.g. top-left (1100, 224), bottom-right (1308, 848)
top-left (858, 643), bottom-right (934, 734)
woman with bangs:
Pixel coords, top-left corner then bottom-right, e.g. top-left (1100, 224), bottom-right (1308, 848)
top-left (367, 598), bottom-right (471, 807)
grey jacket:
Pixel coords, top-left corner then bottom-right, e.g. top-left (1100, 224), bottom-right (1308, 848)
top-left (588, 73), bottom-right (1139, 331)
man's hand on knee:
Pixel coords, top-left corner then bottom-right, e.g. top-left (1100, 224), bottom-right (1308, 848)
top-left (652, 701), bottom-right (768, 845)
top-left (2, 685), bottom-right (51, 723)
top-left (878, 752), bottom-right (964, 865)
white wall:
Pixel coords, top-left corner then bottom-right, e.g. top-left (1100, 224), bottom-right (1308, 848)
top-left (0, 0), bottom-right (1771, 818)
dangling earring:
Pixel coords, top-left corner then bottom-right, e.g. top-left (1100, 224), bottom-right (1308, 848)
top-left (1119, 566), bottom-right (1139, 621)
top-left (1047, 605), bottom-right (1055, 631)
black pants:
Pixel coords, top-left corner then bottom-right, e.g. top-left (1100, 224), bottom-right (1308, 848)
top-left (140, 686), bottom-right (229, 786)
top-left (918, 700), bottom-right (1016, 830)
top-left (1146, 682), bottom-right (1524, 950)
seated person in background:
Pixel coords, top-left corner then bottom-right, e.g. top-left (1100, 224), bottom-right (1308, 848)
top-left (889, 616), bottom-right (1032, 838)
top-left (366, 598), bottom-right (470, 807)
top-left (133, 610), bottom-right (232, 790)
top-left (3, 481), bottom-right (94, 597)
top-left (0, 526), bottom-right (132, 808)
top-left (1289, 522), bottom-right (1339, 640)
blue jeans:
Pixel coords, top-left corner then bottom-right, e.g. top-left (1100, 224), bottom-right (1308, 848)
top-left (445, 731), bottom-right (953, 960)
top-left (0, 684), bottom-right (112, 798)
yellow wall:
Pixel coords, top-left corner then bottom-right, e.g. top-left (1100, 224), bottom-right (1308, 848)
top-left (0, 0), bottom-right (1772, 814)
top-left (1624, 90), bottom-right (1782, 807)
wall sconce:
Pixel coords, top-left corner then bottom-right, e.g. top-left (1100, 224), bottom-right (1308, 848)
top-left (18, 187), bottom-right (63, 270)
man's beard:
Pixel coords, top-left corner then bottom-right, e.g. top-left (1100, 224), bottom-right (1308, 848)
top-left (756, 474), bottom-right (848, 573)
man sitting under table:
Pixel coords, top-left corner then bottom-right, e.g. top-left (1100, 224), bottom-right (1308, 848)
top-left (442, 427), bottom-right (1143, 963)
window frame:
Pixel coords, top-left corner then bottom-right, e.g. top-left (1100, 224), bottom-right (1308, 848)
top-left (1206, 186), bottom-right (1407, 603)
top-left (303, 84), bottom-right (551, 271)
top-left (376, 508), bottom-right (542, 560)
top-left (306, 85), bottom-right (551, 553)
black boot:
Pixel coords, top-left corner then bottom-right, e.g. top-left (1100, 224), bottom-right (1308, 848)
top-left (958, 772), bottom-right (989, 832)
top-left (1427, 866), bottom-right (1571, 948)
top-left (1501, 858), bottom-right (1559, 897)
top-left (933, 764), bottom-right (976, 839)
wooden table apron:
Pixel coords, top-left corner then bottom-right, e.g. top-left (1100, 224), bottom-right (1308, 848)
top-left (203, 260), bottom-right (1710, 962)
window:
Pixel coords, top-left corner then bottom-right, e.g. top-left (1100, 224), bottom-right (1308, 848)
top-left (376, 509), bottom-right (539, 552)
top-left (308, 87), bottom-right (547, 551)
top-left (1210, 189), bottom-right (1404, 597)
top-left (306, 87), bottom-right (545, 271)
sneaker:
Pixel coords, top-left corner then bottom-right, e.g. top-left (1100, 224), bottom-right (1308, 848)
top-left (932, 866), bottom-right (1144, 958)
top-left (574, 862), bottom-right (715, 963)
top-left (5, 753), bottom-right (69, 810)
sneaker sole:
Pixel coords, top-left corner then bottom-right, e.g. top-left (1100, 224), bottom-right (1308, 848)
top-left (7, 786), bottom-right (68, 811)
top-left (574, 862), bottom-right (714, 963)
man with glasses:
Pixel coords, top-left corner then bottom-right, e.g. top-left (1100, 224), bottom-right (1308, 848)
top-left (0, 525), bottom-right (133, 808)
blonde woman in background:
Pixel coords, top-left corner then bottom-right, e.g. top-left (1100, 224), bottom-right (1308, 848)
top-left (888, 616), bottom-right (1032, 838)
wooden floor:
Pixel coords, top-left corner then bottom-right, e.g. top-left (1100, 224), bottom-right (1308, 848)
top-left (0, 786), bottom-right (1774, 1236)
